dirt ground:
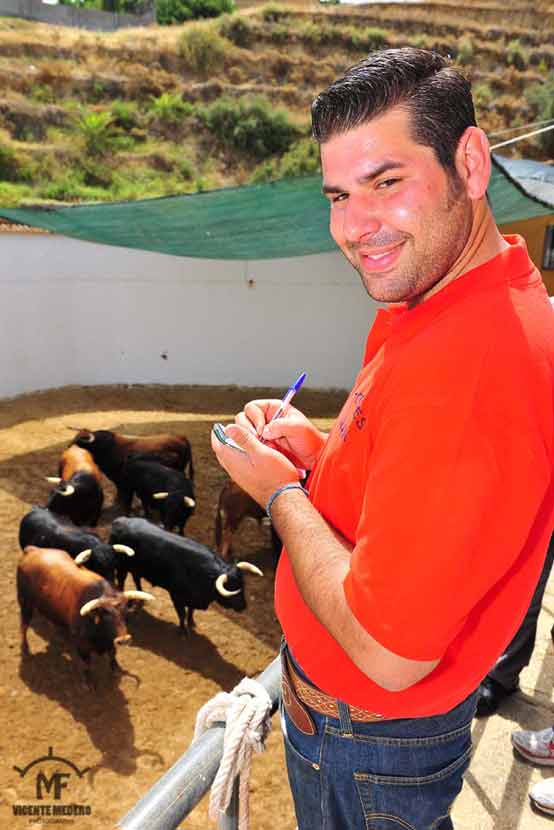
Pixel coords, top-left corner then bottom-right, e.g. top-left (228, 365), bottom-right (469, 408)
top-left (0, 383), bottom-right (345, 830)
top-left (3, 383), bottom-right (554, 830)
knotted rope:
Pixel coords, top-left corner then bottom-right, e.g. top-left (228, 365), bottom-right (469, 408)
top-left (193, 676), bottom-right (273, 830)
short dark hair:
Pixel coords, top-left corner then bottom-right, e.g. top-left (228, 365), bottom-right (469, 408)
top-left (311, 48), bottom-right (476, 177)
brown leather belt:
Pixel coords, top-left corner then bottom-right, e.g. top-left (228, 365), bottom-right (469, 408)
top-left (281, 650), bottom-right (386, 728)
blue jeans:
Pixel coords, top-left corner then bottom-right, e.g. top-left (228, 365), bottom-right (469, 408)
top-left (280, 645), bottom-right (478, 830)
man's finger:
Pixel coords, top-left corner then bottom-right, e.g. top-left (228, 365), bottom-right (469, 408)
top-left (235, 411), bottom-right (258, 434)
top-left (225, 423), bottom-right (257, 450)
top-left (243, 401), bottom-right (269, 436)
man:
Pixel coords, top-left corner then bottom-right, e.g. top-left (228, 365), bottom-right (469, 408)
top-left (211, 48), bottom-right (554, 829)
top-left (476, 534), bottom-right (554, 716)
top-left (511, 723), bottom-right (554, 815)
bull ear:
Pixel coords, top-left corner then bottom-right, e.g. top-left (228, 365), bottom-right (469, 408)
top-left (45, 476), bottom-right (62, 484)
top-left (75, 549), bottom-right (93, 566)
top-left (112, 544), bottom-right (135, 557)
top-left (215, 573), bottom-right (241, 597)
top-left (153, 492), bottom-right (169, 500)
top-left (183, 496), bottom-right (195, 508)
top-left (236, 562), bottom-right (264, 577)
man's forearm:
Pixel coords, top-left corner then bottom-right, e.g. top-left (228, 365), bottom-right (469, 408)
top-left (271, 490), bottom-right (439, 691)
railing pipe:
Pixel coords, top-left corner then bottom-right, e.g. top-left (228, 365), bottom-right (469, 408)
top-left (115, 655), bottom-right (281, 830)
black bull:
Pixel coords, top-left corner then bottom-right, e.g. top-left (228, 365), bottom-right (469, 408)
top-left (109, 517), bottom-right (263, 632)
top-left (19, 507), bottom-right (134, 584)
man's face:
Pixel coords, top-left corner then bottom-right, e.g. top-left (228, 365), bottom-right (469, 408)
top-left (320, 106), bottom-right (473, 305)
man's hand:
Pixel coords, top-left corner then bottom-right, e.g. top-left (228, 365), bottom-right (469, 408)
top-left (210, 423), bottom-right (301, 509)
top-left (235, 400), bottom-right (327, 470)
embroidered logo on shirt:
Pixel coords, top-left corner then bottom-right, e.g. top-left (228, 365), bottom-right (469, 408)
top-left (338, 390), bottom-right (367, 442)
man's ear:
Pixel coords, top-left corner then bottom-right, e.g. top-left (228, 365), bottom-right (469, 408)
top-left (454, 126), bottom-right (491, 200)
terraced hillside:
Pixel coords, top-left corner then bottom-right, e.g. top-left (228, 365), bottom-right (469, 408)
top-left (0, 0), bottom-right (553, 205)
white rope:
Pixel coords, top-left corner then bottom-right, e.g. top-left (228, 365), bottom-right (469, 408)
top-left (489, 117), bottom-right (554, 139)
top-left (490, 122), bottom-right (554, 150)
top-left (193, 677), bottom-right (273, 830)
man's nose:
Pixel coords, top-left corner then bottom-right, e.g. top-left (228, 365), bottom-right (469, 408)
top-left (343, 196), bottom-right (381, 243)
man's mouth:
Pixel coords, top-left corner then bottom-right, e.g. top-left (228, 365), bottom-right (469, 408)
top-left (358, 242), bottom-right (405, 272)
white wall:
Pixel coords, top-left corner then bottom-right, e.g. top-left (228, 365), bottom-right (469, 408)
top-left (1, 233), bottom-right (380, 397)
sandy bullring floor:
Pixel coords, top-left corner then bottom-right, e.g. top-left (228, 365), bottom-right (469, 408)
top-left (1, 383), bottom-right (554, 830)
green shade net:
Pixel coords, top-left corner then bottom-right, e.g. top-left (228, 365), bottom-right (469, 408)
top-left (1, 155), bottom-right (552, 260)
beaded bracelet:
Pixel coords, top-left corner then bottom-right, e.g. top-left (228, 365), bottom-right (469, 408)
top-left (266, 482), bottom-right (309, 521)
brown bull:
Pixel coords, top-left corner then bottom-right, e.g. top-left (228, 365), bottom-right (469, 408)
top-left (56, 445), bottom-right (102, 481)
top-left (69, 428), bottom-right (194, 503)
top-left (215, 479), bottom-right (281, 563)
top-left (17, 545), bottom-right (154, 687)
top-left (46, 445), bottom-right (104, 526)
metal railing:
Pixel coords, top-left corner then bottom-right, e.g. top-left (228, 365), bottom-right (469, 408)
top-left (115, 656), bottom-right (281, 830)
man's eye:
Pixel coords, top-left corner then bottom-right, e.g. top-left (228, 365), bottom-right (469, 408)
top-left (377, 178), bottom-right (400, 189)
top-left (331, 193), bottom-right (348, 203)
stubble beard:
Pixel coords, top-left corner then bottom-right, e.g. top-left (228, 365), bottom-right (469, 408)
top-left (348, 177), bottom-right (472, 305)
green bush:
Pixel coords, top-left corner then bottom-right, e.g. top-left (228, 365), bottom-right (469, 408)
top-left (29, 84), bottom-right (56, 104)
top-left (457, 35), bottom-right (474, 66)
top-left (411, 33), bottom-right (429, 50)
top-left (77, 111), bottom-right (119, 156)
top-left (0, 143), bottom-right (21, 182)
top-left (251, 137), bottom-right (320, 183)
top-left (199, 95), bottom-right (303, 160)
top-left (219, 14), bottom-right (254, 48)
top-left (473, 82), bottom-right (493, 109)
top-left (157, 0), bottom-right (234, 25)
top-left (267, 22), bottom-right (289, 45)
top-left (111, 99), bottom-right (140, 130)
top-left (179, 158), bottom-right (194, 180)
top-left (39, 171), bottom-right (85, 201)
top-left (178, 24), bottom-right (228, 74)
top-left (148, 92), bottom-right (195, 123)
top-left (506, 39), bottom-right (528, 70)
top-left (297, 21), bottom-right (338, 47)
top-left (260, 3), bottom-right (287, 23)
top-left (349, 26), bottom-right (388, 51)
top-left (525, 72), bottom-right (554, 154)
top-left (81, 158), bottom-right (114, 187)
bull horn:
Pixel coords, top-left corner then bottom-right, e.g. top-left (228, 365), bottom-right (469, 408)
top-left (60, 484), bottom-right (75, 497)
top-left (80, 597), bottom-right (109, 617)
top-left (112, 544), bottom-right (135, 557)
top-left (236, 562), bottom-right (264, 577)
top-left (72, 429), bottom-right (94, 443)
top-left (45, 476), bottom-right (62, 484)
top-left (183, 496), bottom-right (195, 508)
top-left (215, 573), bottom-right (241, 597)
top-left (75, 549), bottom-right (93, 566)
top-left (123, 590), bottom-right (155, 602)
top-left (153, 492), bottom-right (169, 500)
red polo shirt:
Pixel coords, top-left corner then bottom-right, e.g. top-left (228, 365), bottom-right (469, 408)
top-left (275, 236), bottom-right (554, 717)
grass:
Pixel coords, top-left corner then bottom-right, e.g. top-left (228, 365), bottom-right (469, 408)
top-left (0, 2), bottom-right (552, 205)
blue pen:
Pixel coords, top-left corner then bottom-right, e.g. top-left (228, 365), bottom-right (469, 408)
top-left (268, 372), bottom-right (307, 425)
